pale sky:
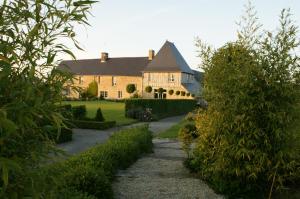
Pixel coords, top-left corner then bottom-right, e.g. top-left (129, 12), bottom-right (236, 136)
top-left (66, 0), bottom-right (300, 70)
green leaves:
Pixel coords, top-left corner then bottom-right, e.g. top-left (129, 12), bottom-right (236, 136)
top-left (0, 0), bottom-right (95, 197)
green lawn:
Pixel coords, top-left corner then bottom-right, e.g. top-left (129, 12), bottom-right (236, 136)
top-left (63, 101), bottom-right (137, 126)
top-left (156, 119), bottom-right (193, 139)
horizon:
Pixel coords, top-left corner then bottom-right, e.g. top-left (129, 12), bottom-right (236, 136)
top-left (62, 0), bottom-right (300, 71)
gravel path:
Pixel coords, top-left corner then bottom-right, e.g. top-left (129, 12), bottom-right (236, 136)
top-left (58, 115), bottom-right (184, 155)
top-left (113, 139), bottom-right (223, 199)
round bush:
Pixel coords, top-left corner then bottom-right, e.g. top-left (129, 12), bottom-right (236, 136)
top-left (175, 91), bottom-right (180, 95)
top-left (181, 91), bottom-right (186, 96)
top-left (187, 93), bottom-right (191, 97)
top-left (158, 88), bottom-right (164, 93)
top-left (168, 90), bottom-right (174, 95)
top-left (145, 86), bottom-right (152, 93)
top-left (126, 84), bottom-right (136, 94)
top-left (191, 94), bottom-right (195, 97)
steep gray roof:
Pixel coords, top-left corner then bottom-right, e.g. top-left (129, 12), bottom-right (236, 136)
top-left (143, 41), bottom-right (194, 74)
top-left (58, 57), bottom-right (149, 76)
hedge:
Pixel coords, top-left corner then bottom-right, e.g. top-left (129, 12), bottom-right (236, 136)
top-left (46, 126), bottom-right (73, 144)
top-left (71, 120), bottom-right (116, 130)
top-left (51, 125), bottom-right (152, 198)
top-left (125, 99), bottom-right (197, 119)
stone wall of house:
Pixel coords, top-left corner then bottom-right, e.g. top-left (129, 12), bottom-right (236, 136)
top-left (142, 72), bottom-right (194, 99)
top-left (67, 75), bottom-right (143, 99)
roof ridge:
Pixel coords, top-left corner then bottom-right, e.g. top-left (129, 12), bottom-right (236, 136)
top-left (62, 56), bottom-right (148, 62)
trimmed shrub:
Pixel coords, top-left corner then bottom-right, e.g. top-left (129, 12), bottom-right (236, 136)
top-left (145, 86), bottom-right (152, 93)
top-left (71, 120), bottom-right (115, 130)
top-left (60, 104), bottom-right (73, 119)
top-left (95, 108), bottom-right (105, 122)
top-left (181, 91), bottom-right (186, 96)
top-left (191, 94), bottom-right (195, 97)
top-left (45, 126), bottom-right (73, 144)
top-left (158, 87), bottom-right (164, 93)
top-left (72, 105), bottom-right (86, 120)
top-left (168, 89), bottom-right (174, 95)
top-left (54, 125), bottom-right (152, 198)
top-left (186, 93), bottom-right (191, 97)
top-left (87, 81), bottom-right (98, 98)
top-left (175, 90), bottom-right (180, 95)
top-left (126, 84), bottom-right (136, 94)
top-left (125, 99), bottom-right (197, 119)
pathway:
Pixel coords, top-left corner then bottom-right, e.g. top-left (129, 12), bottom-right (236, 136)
top-left (58, 115), bottom-right (184, 155)
top-left (113, 120), bottom-right (223, 199)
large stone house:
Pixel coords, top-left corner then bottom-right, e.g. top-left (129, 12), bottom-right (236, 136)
top-left (59, 41), bottom-right (201, 99)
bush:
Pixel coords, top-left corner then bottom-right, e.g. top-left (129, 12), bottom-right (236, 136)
top-left (87, 81), bottom-right (98, 98)
top-left (175, 90), bottom-right (180, 95)
top-left (186, 93), bottom-right (191, 97)
top-left (72, 105), bottom-right (86, 120)
top-left (181, 91), bottom-right (186, 96)
top-left (126, 84), bottom-right (136, 94)
top-left (192, 40), bottom-right (300, 197)
top-left (168, 89), bottom-right (174, 95)
top-left (191, 94), bottom-right (195, 97)
top-left (95, 108), bottom-right (105, 122)
top-left (145, 86), bottom-right (152, 93)
top-left (178, 123), bottom-right (197, 157)
top-left (158, 87), bottom-right (164, 93)
top-left (45, 126), bottom-right (73, 144)
top-left (125, 99), bottom-right (197, 119)
top-left (59, 104), bottom-right (73, 119)
top-left (54, 125), bottom-right (152, 198)
top-left (71, 120), bottom-right (115, 130)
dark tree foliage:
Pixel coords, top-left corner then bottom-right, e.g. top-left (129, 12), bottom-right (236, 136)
top-left (145, 86), bottom-right (152, 93)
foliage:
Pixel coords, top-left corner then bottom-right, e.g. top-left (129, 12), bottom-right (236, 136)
top-left (125, 99), bottom-right (197, 119)
top-left (175, 91), bottom-right (181, 95)
top-left (191, 94), bottom-right (195, 97)
top-left (130, 92), bottom-right (142, 98)
top-left (52, 125), bottom-right (153, 198)
top-left (46, 126), bottom-right (73, 144)
top-left (126, 84), bottom-right (136, 94)
top-left (145, 86), bottom-right (153, 93)
top-left (158, 87), bottom-right (165, 93)
top-left (126, 107), bottom-right (153, 122)
top-left (95, 108), bottom-right (105, 122)
top-left (72, 105), bottom-right (87, 120)
top-left (192, 8), bottom-right (300, 198)
top-left (168, 89), bottom-right (174, 95)
top-left (181, 91), bottom-right (186, 96)
top-left (178, 123), bottom-right (197, 157)
top-left (71, 120), bottom-right (115, 130)
top-left (87, 81), bottom-right (98, 98)
top-left (0, 0), bottom-right (95, 197)
top-left (186, 93), bottom-right (191, 97)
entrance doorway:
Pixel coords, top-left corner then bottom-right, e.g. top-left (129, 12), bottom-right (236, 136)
top-left (154, 88), bottom-right (166, 99)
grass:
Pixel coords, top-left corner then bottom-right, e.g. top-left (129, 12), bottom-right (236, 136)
top-left (156, 119), bottom-right (194, 139)
top-left (63, 100), bottom-right (137, 126)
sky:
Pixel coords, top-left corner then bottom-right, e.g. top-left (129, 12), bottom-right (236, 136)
top-left (66, 0), bottom-right (300, 71)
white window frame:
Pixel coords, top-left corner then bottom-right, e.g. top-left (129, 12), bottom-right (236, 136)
top-left (118, 91), bottom-right (122, 98)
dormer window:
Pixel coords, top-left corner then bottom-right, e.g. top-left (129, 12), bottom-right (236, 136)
top-left (169, 73), bottom-right (175, 82)
top-left (112, 76), bottom-right (116, 86)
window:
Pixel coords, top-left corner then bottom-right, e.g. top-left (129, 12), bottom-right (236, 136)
top-left (100, 91), bottom-right (108, 98)
top-left (169, 73), bottom-right (175, 82)
top-left (118, 91), bottom-right (122, 98)
top-left (112, 76), bottom-right (116, 86)
top-left (78, 76), bottom-right (83, 84)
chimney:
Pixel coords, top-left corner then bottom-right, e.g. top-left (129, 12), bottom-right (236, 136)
top-left (101, 52), bottom-right (108, 62)
top-left (148, 49), bottom-right (155, 60)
